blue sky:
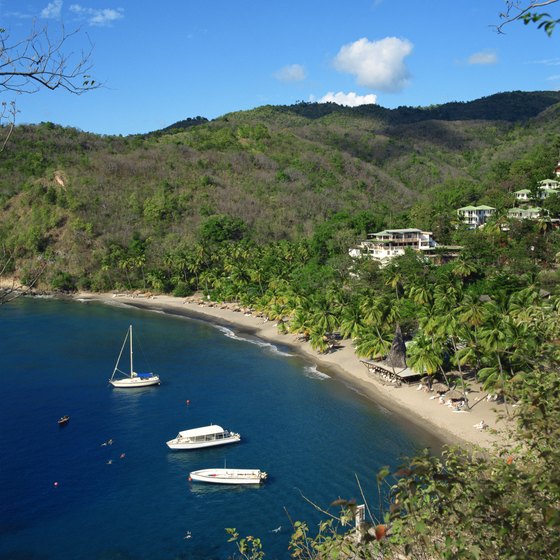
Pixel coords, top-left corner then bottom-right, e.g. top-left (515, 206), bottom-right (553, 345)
top-left (2, 0), bottom-right (559, 135)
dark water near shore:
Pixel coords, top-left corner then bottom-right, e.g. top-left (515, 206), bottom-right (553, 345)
top-left (0, 297), bottom-right (440, 560)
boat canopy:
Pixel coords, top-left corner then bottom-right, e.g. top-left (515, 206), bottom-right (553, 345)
top-left (136, 372), bottom-right (154, 379)
top-left (178, 425), bottom-right (225, 438)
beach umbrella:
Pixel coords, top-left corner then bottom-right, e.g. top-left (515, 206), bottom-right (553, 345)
top-left (432, 382), bottom-right (448, 394)
top-left (447, 389), bottom-right (464, 400)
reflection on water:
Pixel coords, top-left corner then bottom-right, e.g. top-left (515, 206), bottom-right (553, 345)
top-left (188, 481), bottom-right (264, 496)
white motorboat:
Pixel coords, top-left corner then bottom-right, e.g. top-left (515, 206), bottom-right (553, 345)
top-left (188, 468), bottom-right (267, 485)
top-left (166, 424), bottom-right (240, 450)
top-left (109, 325), bottom-right (160, 388)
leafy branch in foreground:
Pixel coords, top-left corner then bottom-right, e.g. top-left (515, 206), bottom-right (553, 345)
top-left (497, 0), bottom-right (560, 35)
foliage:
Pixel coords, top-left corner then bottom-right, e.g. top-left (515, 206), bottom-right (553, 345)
top-left (498, 0), bottom-right (560, 35)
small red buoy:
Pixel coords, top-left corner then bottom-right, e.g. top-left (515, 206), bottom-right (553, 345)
top-left (188, 477), bottom-right (192, 481)
top-left (53, 481), bottom-right (59, 487)
top-left (186, 400), bottom-right (190, 405)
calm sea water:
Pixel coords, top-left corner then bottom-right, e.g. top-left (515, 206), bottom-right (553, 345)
top-left (0, 297), bottom-right (440, 560)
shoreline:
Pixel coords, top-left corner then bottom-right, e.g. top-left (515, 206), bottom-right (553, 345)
top-left (74, 291), bottom-right (508, 450)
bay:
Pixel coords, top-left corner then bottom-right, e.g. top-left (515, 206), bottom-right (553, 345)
top-left (0, 297), bottom-right (440, 560)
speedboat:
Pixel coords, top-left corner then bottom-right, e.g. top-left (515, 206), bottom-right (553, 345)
top-left (58, 415), bottom-right (70, 426)
top-left (166, 424), bottom-right (240, 450)
top-left (188, 468), bottom-right (267, 485)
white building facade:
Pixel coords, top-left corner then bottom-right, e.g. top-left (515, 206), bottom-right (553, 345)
top-left (457, 205), bottom-right (496, 228)
top-left (350, 228), bottom-right (437, 263)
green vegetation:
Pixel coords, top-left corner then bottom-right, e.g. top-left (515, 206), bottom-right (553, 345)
top-left (2, 92), bottom-right (560, 557)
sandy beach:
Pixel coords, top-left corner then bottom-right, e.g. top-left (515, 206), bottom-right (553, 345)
top-left (71, 290), bottom-right (511, 451)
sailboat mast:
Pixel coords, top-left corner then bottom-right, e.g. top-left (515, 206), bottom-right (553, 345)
top-left (129, 325), bottom-right (134, 376)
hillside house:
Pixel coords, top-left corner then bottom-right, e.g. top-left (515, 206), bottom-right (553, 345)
top-left (508, 207), bottom-right (542, 220)
top-left (514, 179), bottom-right (560, 202)
top-left (350, 228), bottom-right (437, 264)
top-left (457, 205), bottom-right (496, 228)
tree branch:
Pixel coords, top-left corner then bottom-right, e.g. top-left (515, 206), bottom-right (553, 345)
top-left (496, 0), bottom-right (559, 34)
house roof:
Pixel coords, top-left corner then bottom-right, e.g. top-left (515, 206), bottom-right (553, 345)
top-left (458, 205), bottom-right (495, 211)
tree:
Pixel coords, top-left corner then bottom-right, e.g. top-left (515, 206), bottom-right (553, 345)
top-left (497, 0), bottom-right (560, 35)
top-left (1, 23), bottom-right (98, 143)
top-left (0, 22), bottom-right (98, 301)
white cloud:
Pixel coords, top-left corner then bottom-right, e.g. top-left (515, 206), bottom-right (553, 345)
top-left (467, 50), bottom-right (498, 65)
top-left (70, 4), bottom-right (124, 26)
top-left (533, 58), bottom-right (560, 66)
top-left (333, 37), bottom-right (413, 92)
top-left (317, 91), bottom-right (378, 107)
top-left (41, 0), bottom-right (63, 19)
top-left (546, 75), bottom-right (560, 81)
top-left (274, 64), bottom-right (306, 82)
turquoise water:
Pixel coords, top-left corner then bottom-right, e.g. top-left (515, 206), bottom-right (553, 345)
top-left (0, 297), bottom-right (439, 559)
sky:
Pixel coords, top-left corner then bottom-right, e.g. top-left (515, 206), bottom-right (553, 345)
top-left (1, 0), bottom-right (559, 136)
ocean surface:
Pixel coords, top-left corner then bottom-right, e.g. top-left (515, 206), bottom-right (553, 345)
top-left (0, 296), bottom-right (441, 560)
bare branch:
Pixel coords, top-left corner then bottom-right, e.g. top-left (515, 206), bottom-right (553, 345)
top-left (0, 23), bottom-right (99, 95)
top-left (0, 22), bottom-right (98, 152)
top-left (496, 0), bottom-right (559, 34)
top-left (0, 247), bottom-right (48, 305)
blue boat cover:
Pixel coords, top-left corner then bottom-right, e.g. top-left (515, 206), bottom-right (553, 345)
top-left (137, 372), bottom-right (153, 379)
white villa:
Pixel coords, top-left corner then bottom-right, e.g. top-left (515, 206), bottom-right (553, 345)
top-left (457, 205), bottom-right (496, 228)
top-left (350, 228), bottom-right (437, 264)
top-left (507, 207), bottom-right (542, 220)
top-left (514, 178), bottom-right (560, 202)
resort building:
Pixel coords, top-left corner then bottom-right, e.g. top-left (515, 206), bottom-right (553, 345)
top-left (350, 228), bottom-right (437, 264)
top-left (514, 179), bottom-right (560, 202)
top-left (507, 207), bottom-right (542, 220)
top-left (457, 205), bottom-right (496, 228)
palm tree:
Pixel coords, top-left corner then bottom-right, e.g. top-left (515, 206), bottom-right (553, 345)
top-left (452, 256), bottom-right (479, 279)
top-left (406, 333), bottom-right (443, 377)
top-left (354, 326), bottom-right (392, 360)
top-left (408, 283), bottom-right (433, 307)
top-left (339, 302), bottom-right (364, 340)
top-left (309, 328), bottom-right (329, 353)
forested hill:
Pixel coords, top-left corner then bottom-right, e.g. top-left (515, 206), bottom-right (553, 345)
top-left (219, 90), bottom-right (560, 126)
top-left (0, 90), bottom-right (559, 289)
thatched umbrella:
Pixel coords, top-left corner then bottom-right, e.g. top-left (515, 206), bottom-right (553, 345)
top-left (385, 324), bottom-right (407, 368)
top-left (432, 382), bottom-right (448, 394)
top-left (447, 389), bottom-right (464, 401)
top-left (420, 376), bottom-right (432, 387)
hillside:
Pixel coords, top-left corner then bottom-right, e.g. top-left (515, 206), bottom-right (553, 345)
top-left (0, 90), bottom-right (559, 289)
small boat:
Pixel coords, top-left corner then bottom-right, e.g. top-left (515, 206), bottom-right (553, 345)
top-left (58, 415), bottom-right (70, 425)
top-left (189, 468), bottom-right (267, 485)
top-left (109, 325), bottom-right (160, 388)
top-left (166, 424), bottom-right (240, 450)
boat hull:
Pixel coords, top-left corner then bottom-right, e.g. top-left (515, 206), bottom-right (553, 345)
top-left (109, 376), bottom-right (160, 388)
top-left (189, 468), bottom-right (267, 485)
top-left (166, 434), bottom-right (240, 450)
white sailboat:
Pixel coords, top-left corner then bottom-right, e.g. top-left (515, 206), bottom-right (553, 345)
top-left (109, 325), bottom-right (160, 388)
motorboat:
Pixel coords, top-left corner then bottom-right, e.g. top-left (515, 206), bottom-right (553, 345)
top-left (166, 424), bottom-right (240, 450)
top-left (188, 468), bottom-right (267, 485)
top-left (58, 415), bottom-right (70, 426)
top-left (109, 325), bottom-right (160, 388)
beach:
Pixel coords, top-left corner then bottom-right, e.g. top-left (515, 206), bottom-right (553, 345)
top-left (75, 291), bottom-right (509, 450)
